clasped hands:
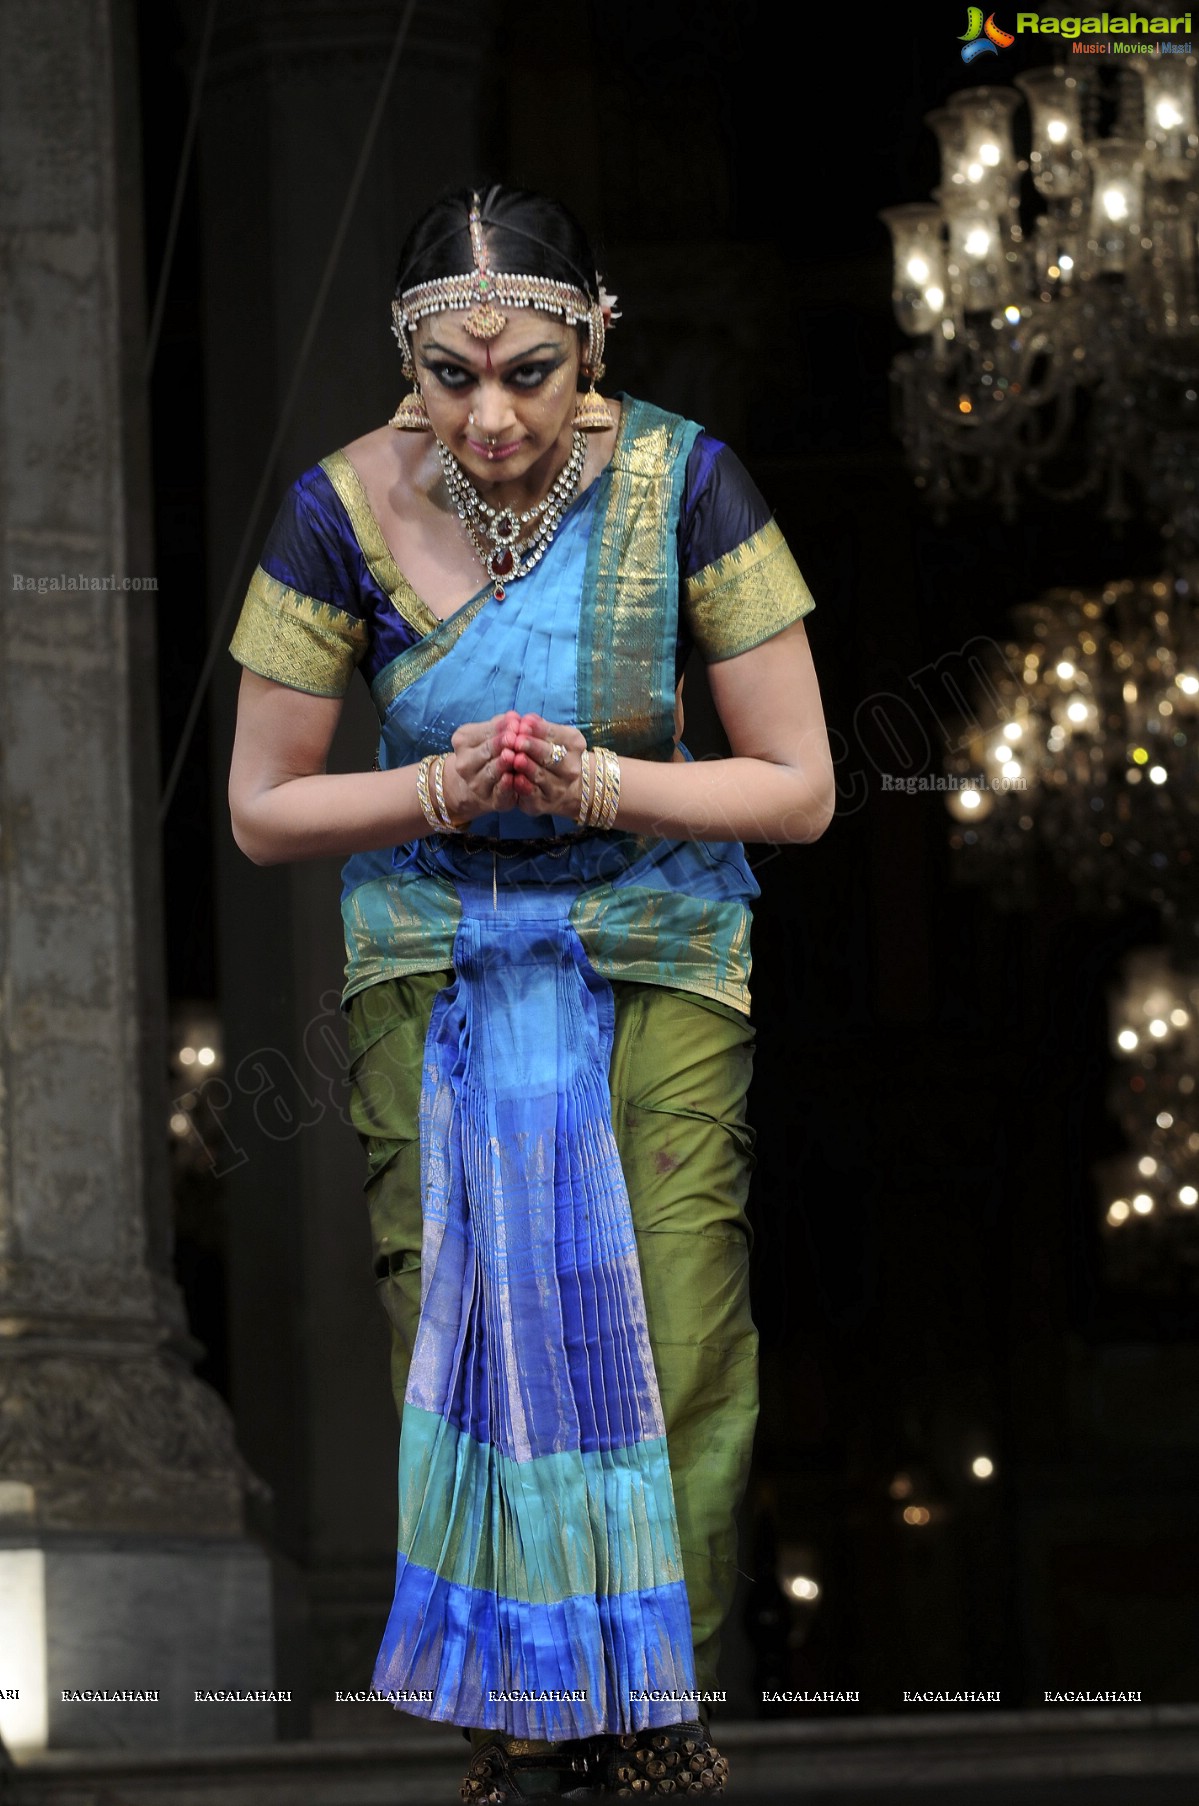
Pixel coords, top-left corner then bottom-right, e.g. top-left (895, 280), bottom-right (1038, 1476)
top-left (441, 710), bottom-right (587, 824)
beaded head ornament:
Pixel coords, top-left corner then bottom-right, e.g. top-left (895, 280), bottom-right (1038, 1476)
top-left (391, 191), bottom-right (612, 384)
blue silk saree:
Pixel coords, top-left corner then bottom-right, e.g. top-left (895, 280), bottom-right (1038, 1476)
top-left (230, 397), bottom-right (817, 1739)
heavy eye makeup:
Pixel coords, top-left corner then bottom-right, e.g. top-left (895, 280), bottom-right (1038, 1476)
top-left (419, 356), bottom-right (567, 393)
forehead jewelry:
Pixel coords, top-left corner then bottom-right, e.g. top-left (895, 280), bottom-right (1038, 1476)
top-left (391, 193), bottom-right (607, 375)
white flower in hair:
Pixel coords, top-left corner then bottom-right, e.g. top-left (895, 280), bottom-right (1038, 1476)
top-left (598, 282), bottom-right (621, 327)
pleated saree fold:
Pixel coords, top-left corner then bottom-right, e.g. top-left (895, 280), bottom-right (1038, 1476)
top-left (364, 402), bottom-right (707, 1738)
top-left (372, 894), bottom-right (697, 1737)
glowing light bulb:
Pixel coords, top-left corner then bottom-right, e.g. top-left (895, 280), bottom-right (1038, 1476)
top-left (1170, 1008), bottom-right (1189, 1027)
top-left (925, 285), bottom-right (945, 311)
top-left (1059, 254), bottom-right (1074, 271)
top-left (1046, 118), bottom-right (1069, 145)
top-left (1156, 100), bottom-right (1184, 130)
top-left (170, 1112), bottom-right (191, 1137)
top-left (787, 1576), bottom-right (821, 1601)
top-left (1132, 1193), bottom-right (1154, 1215)
top-left (1108, 1199), bottom-right (1131, 1224)
top-left (1178, 673), bottom-right (1199, 695)
top-left (197, 1046), bottom-right (217, 1067)
top-left (1149, 765), bottom-right (1167, 784)
top-left (1138, 1155), bottom-right (1159, 1175)
top-left (1149, 1019), bottom-right (1168, 1038)
top-left (1102, 186), bottom-right (1129, 222)
top-left (1004, 305), bottom-right (1021, 325)
top-left (959, 788), bottom-right (982, 811)
top-left (971, 1456), bottom-right (994, 1480)
top-left (1117, 1028), bottom-right (1139, 1051)
top-left (979, 140), bottom-right (1001, 166)
top-left (907, 255), bottom-right (930, 284)
top-left (1003, 722), bottom-right (1023, 741)
top-left (1180, 1186), bottom-right (1199, 1207)
top-left (179, 1046), bottom-right (197, 1066)
top-left (965, 227), bottom-right (991, 257)
top-left (1056, 660), bottom-right (1076, 680)
top-left (1067, 699), bottom-right (1089, 723)
top-left (967, 160), bottom-right (985, 183)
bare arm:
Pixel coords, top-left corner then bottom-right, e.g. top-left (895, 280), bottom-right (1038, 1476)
top-left (515, 617), bottom-right (835, 845)
top-left (227, 670), bottom-right (524, 865)
top-left (230, 611), bottom-right (833, 864)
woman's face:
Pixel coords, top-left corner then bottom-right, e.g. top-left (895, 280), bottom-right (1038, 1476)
top-left (412, 308), bottom-right (581, 483)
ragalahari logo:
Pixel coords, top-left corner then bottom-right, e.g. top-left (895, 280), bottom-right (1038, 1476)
top-left (960, 7), bottom-right (1016, 57)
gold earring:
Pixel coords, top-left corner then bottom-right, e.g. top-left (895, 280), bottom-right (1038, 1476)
top-left (573, 363), bottom-right (614, 433)
top-left (390, 386), bottom-right (431, 431)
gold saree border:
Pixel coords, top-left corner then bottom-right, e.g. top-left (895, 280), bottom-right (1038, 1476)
top-left (229, 567), bottom-right (368, 698)
top-left (578, 400), bottom-right (701, 758)
top-left (570, 883), bottom-right (753, 1017)
top-left (684, 519), bottom-right (816, 664)
top-left (319, 450), bottom-right (443, 640)
top-left (369, 591), bottom-right (490, 714)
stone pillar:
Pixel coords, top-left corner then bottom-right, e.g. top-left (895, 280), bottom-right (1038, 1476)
top-left (195, 0), bottom-right (487, 1737)
top-left (0, 0), bottom-right (274, 1756)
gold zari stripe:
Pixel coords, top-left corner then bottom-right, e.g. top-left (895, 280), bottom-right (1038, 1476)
top-left (229, 568), bottom-right (368, 697)
top-left (319, 450), bottom-right (443, 640)
top-left (579, 411), bottom-right (683, 756)
top-left (683, 518), bottom-right (815, 665)
top-left (369, 593), bottom-right (489, 712)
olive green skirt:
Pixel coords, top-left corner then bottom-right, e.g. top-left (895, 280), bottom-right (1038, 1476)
top-left (346, 971), bottom-right (759, 1699)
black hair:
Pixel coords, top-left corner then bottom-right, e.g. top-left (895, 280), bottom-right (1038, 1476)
top-left (393, 183), bottom-right (601, 302)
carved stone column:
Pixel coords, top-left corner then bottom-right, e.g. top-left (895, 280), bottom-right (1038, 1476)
top-left (0, 0), bottom-right (274, 1756)
top-left (196, 0), bottom-right (487, 1737)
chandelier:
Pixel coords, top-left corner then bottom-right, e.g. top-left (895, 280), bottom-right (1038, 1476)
top-left (1094, 946), bottom-right (1199, 1295)
top-left (881, 55), bottom-right (1199, 544)
top-left (941, 568), bottom-right (1199, 959)
top-left (882, 45), bottom-right (1199, 1291)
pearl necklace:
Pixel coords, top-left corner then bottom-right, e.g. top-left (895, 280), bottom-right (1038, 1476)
top-left (436, 432), bottom-right (588, 602)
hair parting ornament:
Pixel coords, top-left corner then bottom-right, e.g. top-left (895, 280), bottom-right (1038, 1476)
top-left (390, 191), bottom-right (616, 387)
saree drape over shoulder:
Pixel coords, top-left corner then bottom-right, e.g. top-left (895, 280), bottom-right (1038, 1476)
top-left (230, 398), bottom-right (816, 1740)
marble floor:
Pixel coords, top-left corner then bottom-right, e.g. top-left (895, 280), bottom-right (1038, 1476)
top-left (7, 1709), bottom-right (1199, 1806)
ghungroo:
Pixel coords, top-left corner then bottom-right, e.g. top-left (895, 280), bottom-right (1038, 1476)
top-left (601, 1720), bottom-right (729, 1795)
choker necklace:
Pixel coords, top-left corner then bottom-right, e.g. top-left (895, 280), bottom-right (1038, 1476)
top-left (436, 432), bottom-right (588, 603)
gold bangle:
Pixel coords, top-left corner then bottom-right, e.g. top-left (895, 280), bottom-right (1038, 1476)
top-left (598, 749), bottom-right (621, 828)
top-left (416, 754), bottom-right (441, 830)
top-left (577, 748), bottom-right (592, 828)
top-left (589, 745), bottom-right (620, 829)
top-left (417, 752), bottom-right (468, 833)
top-left (592, 748), bottom-right (610, 828)
top-left (433, 752), bottom-right (470, 833)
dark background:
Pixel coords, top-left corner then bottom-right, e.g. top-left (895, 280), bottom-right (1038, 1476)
top-left (138, 0), bottom-right (1199, 1716)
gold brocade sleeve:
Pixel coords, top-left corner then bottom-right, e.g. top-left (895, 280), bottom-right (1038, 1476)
top-left (682, 517), bottom-right (815, 665)
top-left (229, 567), bottom-right (369, 698)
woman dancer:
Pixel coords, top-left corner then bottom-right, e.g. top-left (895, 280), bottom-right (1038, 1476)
top-left (228, 184), bottom-right (834, 1801)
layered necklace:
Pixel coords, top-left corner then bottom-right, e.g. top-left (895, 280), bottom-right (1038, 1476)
top-left (436, 431), bottom-right (588, 603)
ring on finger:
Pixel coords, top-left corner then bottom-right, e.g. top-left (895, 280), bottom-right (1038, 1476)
top-left (548, 741), bottom-right (567, 767)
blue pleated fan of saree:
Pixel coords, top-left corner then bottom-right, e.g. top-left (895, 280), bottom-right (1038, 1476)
top-left (367, 408), bottom-right (704, 1739)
